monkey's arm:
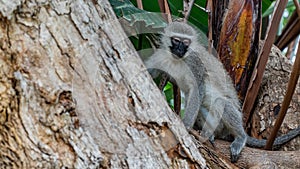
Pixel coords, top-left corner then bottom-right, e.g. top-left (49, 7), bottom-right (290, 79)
top-left (182, 52), bottom-right (207, 129)
top-left (182, 87), bottom-right (203, 129)
top-left (144, 54), bottom-right (160, 81)
top-left (144, 50), bottom-right (170, 79)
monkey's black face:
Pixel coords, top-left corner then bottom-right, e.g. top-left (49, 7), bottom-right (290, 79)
top-left (169, 37), bottom-right (191, 58)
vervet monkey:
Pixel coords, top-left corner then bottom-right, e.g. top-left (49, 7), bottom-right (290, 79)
top-left (145, 22), bottom-right (207, 129)
top-left (145, 22), bottom-right (300, 162)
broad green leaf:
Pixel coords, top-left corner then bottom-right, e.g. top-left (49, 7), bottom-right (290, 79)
top-left (110, 0), bottom-right (167, 30)
top-left (262, 0), bottom-right (272, 15)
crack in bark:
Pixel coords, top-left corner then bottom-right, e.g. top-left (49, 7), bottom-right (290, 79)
top-left (69, 10), bottom-right (88, 41)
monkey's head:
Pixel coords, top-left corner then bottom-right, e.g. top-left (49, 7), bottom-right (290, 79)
top-left (162, 22), bottom-right (198, 59)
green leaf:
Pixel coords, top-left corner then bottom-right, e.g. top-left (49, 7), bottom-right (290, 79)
top-left (110, 0), bottom-right (167, 30)
top-left (188, 0), bottom-right (208, 33)
top-left (262, 0), bottom-right (272, 16)
top-left (164, 82), bottom-right (174, 106)
top-left (263, 0), bottom-right (299, 17)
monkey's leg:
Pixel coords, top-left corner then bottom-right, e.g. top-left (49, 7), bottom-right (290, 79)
top-left (197, 106), bottom-right (217, 143)
top-left (223, 102), bottom-right (247, 162)
top-left (199, 98), bottom-right (227, 143)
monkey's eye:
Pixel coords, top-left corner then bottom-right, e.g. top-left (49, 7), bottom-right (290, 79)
top-left (171, 37), bottom-right (181, 45)
top-left (183, 39), bottom-right (191, 46)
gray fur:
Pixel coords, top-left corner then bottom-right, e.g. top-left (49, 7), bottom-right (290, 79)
top-left (145, 49), bottom-right (206, 129)
top-left (144, 22), bottom-right (300, 163)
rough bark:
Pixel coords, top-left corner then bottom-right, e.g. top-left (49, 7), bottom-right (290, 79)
top-left (0, 0), bottom-right (208, 168)
top-left (251, 45), bottom-right (300, 151)
top-left (215, 140), bottom-right (300, 169)
top-left (190, 129), bottom-right (300, 169)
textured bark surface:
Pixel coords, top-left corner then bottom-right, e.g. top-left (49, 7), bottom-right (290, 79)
top-left (215, 140), bottom-right (300, 169)
top-left (0, 0), bottom-right (208, 168)
top-left (251, 45), bottom-right (300, 151)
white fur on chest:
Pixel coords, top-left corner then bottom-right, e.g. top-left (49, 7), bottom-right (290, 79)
top-left (145, 50), bottom-right (196, 93)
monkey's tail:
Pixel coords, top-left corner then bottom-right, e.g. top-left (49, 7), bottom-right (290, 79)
top-left (246, 126), bottom-right (300, 149)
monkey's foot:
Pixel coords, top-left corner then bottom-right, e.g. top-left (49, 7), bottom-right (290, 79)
top-left (208, 136), bottom-right (215, 147)
top-left (229, 138), bottom-right (245, 163)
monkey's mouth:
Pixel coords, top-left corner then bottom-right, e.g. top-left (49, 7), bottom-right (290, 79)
top-left (169, 47), bottom-right (188, 59)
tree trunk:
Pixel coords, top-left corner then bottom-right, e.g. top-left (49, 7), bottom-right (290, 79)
top-left (1, 1), bottom-right (299, 169)
top-left (0, 0), bottom-right (208, 168)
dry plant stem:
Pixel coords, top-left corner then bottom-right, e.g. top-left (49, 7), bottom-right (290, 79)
top-left (136, 0), bottom-right (144, 51)
top-left (206, 0), bottom-right (213, 54)
top-left (164, 0), bottom-right (172, 23)
top-left (158, 73), bottom-right (169, 91)
top-left (158, 0), bottom-right (165, 12)
top-left (136, 0), bottom-right (143, 9)
top-left (173, 84), bottom-right (181, 115)
top-left (275, 11), bottom-right (300, 50)
top-left (293, 0), bottom-right (300, 17)
top-left (158, 0), bottom-right (172, 23)
top-left (242, 0), bottom-right (288, 126)
top-left (183, 0), bottom-right (195, 22)
top-left (265, 39), bottom-right (300, 150)
top-left (286, 40), bottom-right (296, 59)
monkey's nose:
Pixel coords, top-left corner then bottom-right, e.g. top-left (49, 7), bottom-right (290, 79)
top-left (172, 49), bottom-right (185, 58)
